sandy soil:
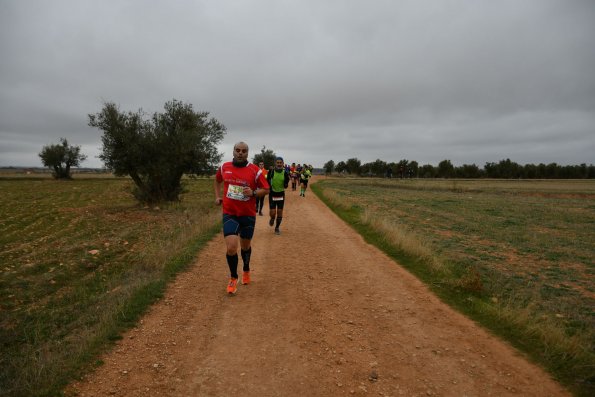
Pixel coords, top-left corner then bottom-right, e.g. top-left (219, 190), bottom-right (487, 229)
top-left (67, 181), bottom-right (569, 396)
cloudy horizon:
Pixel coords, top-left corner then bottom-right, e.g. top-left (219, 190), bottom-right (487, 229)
top-left (1, 0), bottom-right (594, 169)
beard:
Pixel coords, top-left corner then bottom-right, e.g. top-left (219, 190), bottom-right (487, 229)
top-left (232, 159), bottom-right (248, 167)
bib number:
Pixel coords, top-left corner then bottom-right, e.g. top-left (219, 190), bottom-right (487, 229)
top-left (227, 184), bottom-right (248, 201)
top-left (272, 196), bottom-right (284, 201)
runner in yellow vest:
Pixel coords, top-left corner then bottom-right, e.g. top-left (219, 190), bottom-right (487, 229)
top-left (266, 157), bottom-right (290, 235)
top-left (299, 165), bottom-right (312, 197)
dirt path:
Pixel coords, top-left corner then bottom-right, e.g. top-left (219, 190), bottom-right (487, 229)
top-left (68, 181), bottom-right (569, 396)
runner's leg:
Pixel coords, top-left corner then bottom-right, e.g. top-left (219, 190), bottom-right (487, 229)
top-left (275, 208), bottom-right (284, 230)
top-left (240, 244), bottom-right (252, 271)
top-left (224, 235), bottom-right (240, 279)
top-left (269, 196), bottom-right (277, 226)
top-left (238, 217), bottom-right (255, 284)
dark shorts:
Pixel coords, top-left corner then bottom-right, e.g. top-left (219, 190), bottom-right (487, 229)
top-left (222, 214), bottom-right (256, 239)
top-left (300, 179), bottom-right (309, 187)
top-left (269, 191), bottom-right (285, 209)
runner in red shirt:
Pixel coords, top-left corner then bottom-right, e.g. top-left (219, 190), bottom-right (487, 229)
top-left (214, 142), bottom-right (270, 294)
top-left (289, 162), bottom-right (298, 191)
top-left (255, 161), bottom-right (268, 216)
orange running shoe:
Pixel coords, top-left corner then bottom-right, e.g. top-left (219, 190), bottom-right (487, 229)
top-left (242, 271), bottom-right (251, 285)
top-left (227, 278), bottom-right (238, 294)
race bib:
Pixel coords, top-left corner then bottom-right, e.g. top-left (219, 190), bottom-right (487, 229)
top-left (272, 196), bottom-right (284, 201)
top-left (226, 184), bottom-right (248, 201)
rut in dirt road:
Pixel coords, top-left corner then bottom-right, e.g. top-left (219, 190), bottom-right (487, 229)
top-left (68, 181), bottom-right (569, 396)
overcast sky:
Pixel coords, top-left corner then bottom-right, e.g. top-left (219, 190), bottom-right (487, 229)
top-left (1, 0), bottom-right (594, 168)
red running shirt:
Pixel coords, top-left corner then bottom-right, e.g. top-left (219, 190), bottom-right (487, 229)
top-left (216, 162), bottom-right (270, 216)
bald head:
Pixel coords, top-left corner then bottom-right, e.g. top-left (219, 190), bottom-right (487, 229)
top-left (233, 141), bottom-right (248, 151)
top-left (232, 141), bottom-right (249, 163)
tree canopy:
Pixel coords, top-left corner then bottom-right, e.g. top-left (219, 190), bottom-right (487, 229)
top-left (323, 160), bottom-right (335, 175)
top-left (38, 138), bottom-right (87, 179)
top-left (252, 146), bottom-right (276, 169)
top-left (345, 158), bottom-right (362, 175)
top-left (88, 99), bottom-right (226, 203)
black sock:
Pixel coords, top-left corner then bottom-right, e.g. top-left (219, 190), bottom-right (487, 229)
top-left (275, 217), bottom-right (282, 229)
top-left (241, 247), bottom-right (252, 271)
top-left (226, 254), bottom-right (238, 279)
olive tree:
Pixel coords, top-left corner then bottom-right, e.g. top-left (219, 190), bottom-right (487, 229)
top-left (335, 161), bottom-right (347, 174)
top-left (437, 159), bottom-right (455, 178)
top-left (38, 138), bottom-right (87, 179)
top-left (88, 99), bottom-right (226, 204)
top-left (323, 160), bottom-right (335, 175)
top-left (252, 146), bottom-right (276, 169)
top-left (345, 157), bottom-right (362, 175)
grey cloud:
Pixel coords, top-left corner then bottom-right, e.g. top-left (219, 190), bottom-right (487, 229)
top-left (1, 0), bottom-right (594, 168)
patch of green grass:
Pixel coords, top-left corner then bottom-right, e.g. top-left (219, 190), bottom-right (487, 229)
top-left (313, 178), bottom-right (595, 397)
top-left (0, 176), bottom-right (220, 397)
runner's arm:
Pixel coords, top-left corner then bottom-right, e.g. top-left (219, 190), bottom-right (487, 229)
top-left (256, 171), bottom-right (270, 198)
top-left (252, 187), bottom-right (269, 198)
top-left (214, 178), bottom-right (224, 205)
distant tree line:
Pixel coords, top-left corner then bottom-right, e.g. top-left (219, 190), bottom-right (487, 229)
top-left (323, 158), bottom-right (595, 179)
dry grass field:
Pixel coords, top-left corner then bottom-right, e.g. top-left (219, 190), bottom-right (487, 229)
top-left (0, 175), bottom-right (220, 396)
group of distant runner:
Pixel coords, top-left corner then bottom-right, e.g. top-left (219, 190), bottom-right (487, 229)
top-left (254, 160), bottom-right (313, 215)
top-left (289, 162), bottom-right (313, 197)
top-left (214, 141), bottom-right (314, 294)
